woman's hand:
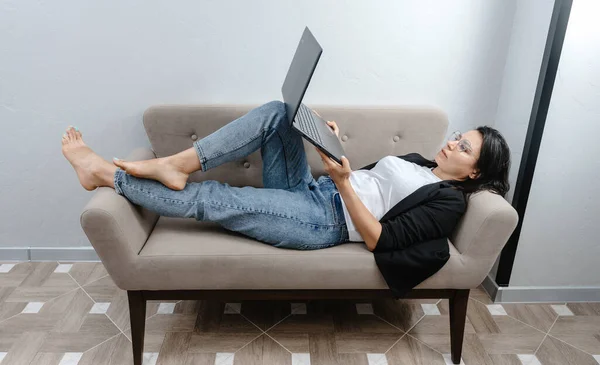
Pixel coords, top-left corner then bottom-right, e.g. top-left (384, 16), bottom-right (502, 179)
top-left (326, 120), bottom-right (340, 138)
top-left (315, 146), bottom-right (351, 187)
top-left (312, 109), bottom-right (340, 138)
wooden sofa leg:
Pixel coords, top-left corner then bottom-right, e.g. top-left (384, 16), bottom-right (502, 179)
top-left (449, 289), bottom-right (470, 364)
top-left (127, 291), bottom-right (147, 365)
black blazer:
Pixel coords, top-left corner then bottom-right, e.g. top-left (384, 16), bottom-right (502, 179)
top-left (356, 153), bottom-right (467, 299)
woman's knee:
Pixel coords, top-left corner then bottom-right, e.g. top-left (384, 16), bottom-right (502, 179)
top-left (263, 100), bottom-right (285, 111)
top-left (261, 100), bottom-right (287, 124)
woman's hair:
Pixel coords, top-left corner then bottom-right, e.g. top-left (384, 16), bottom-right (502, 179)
top-left (449, 126), bottom-right (511, 197)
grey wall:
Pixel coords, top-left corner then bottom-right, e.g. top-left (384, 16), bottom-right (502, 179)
top-left (510, 0), bottom-right (600, 287)
top-left (0, 0), bottom-right (517, 249)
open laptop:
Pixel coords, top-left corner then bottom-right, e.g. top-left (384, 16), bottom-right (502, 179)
top-left (282, 27), bottom-right (346, 165)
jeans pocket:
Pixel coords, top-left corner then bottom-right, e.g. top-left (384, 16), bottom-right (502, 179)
top-left (331, 191), bottom-right (342, 225)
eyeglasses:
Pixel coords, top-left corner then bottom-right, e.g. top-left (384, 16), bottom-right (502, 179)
top-left (449, 131), bottom-right (474, 156)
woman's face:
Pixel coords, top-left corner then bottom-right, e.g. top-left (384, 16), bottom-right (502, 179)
top-left (434, 130), bottom-right (483, 180)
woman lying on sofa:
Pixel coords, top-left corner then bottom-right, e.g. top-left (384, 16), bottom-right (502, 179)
top-left (62, 100), bottom-right (510, 297)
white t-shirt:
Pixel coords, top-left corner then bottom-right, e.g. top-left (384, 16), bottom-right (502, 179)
top-left (340, 156), bottom-right (442, 242)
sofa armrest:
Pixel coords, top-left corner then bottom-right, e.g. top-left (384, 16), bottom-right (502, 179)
top-left (80, 147), bottom-right (159, 288)
top-left (449, 191), bottom-right (519, 282)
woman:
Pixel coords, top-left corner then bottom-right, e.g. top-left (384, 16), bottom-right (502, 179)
top-left (62, 100), bottom-right (510, 296)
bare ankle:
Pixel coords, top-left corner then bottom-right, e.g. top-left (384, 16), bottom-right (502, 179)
top-left (96, 164), bottom-right (117, 189)
top-left (163, 155), bottom-right (182, 171)
top-left (169, 148), bottom-right (201, 174)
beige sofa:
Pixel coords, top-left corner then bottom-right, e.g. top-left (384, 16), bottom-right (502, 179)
top-left (80, 105), bottom-right (519, 365)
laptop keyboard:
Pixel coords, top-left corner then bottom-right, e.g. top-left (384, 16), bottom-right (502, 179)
top-left (296, 104), bottom-right (323, 145)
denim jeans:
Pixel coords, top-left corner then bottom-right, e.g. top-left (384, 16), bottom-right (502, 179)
top-left (113, 100), bottom-right (350, 250)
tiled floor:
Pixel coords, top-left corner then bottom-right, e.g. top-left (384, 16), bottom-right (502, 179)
top-left (0, 262), bottom-right (599, 365)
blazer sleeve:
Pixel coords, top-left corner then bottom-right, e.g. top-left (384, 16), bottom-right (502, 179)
top-left (358, 161), bottom-right (377, 171)
top-left (373, 188), bottom-right (466, 253)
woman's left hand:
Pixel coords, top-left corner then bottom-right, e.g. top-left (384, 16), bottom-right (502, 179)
top-left (314, 147), bottom-right (352, 187)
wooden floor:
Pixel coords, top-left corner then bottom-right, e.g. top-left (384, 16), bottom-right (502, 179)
top-left (0, 262), bottom-right (599, 365)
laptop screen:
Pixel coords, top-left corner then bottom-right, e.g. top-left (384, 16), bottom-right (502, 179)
top-left (281, 27), bottom-right (323, 125)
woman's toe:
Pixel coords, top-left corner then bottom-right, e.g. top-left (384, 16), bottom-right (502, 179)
top-left (113, 158), bottom-right (126, 170)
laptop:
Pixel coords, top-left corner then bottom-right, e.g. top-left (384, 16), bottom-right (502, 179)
top-left (281, 27), bottom-right (346, 165)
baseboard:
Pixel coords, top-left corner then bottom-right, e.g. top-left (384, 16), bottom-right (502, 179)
top-left (483, 274), bottom-right (600, 303)
top-left (0, 247), bottom-right (29, 261)
top-left (0, 247), bottom-right (99, 262)
top-left (482, 274), bottom-right (500, 301)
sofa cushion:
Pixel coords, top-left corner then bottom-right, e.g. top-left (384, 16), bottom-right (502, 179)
top-left (127, 217), bottom-right (472, 291)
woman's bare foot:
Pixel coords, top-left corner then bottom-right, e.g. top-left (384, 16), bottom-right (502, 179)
top-left (112, 150), bottom-right (195, 191)
top-left (61, 126), bottom-right (117, 191)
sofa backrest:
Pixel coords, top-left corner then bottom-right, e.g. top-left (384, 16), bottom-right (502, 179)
top-left (143, 104), bottom-right (449, 187)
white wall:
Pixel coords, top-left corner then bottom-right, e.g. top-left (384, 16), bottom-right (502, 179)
top-left (488, 0), bottom-right (554, 280)
top-left (493, 0), bottom-right (555, 204)
top-left (510, 0), bottom-right (600, 287)
top-left (0, 0), bottom-right (516, 248)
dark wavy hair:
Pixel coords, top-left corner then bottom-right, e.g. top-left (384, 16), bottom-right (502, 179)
top-left (448, 126), bottom-right (511, 197)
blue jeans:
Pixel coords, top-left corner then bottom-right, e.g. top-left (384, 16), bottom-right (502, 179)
top-left (113, 100), bottom-right (350, 250)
